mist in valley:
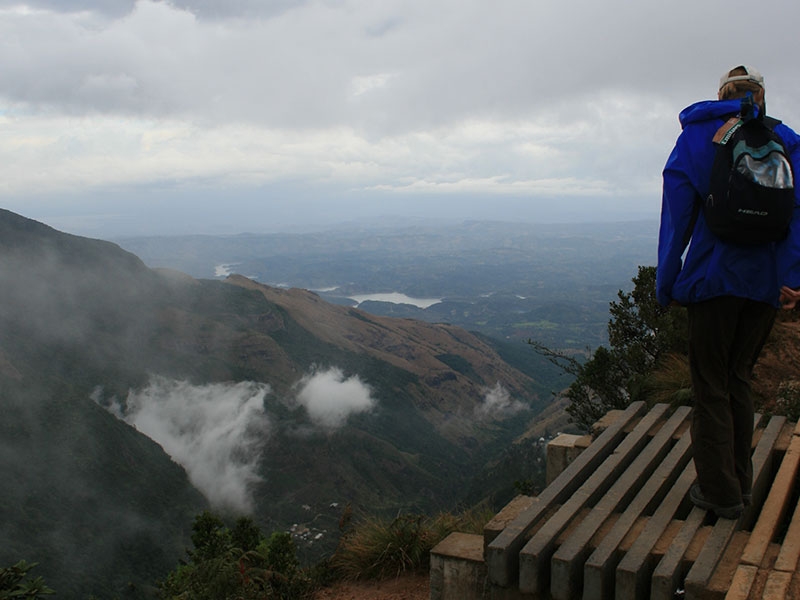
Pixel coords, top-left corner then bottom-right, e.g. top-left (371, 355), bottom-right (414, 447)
top-left (95, 367), bottom-right (379, 515)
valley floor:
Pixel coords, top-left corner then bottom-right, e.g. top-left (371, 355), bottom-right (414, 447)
top-left (313, 573), bottom-right (429, 600)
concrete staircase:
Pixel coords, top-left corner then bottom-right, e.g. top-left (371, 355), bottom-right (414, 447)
top-left (430, 402), bottom-right (800, 599)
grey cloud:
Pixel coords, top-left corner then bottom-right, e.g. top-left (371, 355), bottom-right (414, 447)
top-left (0, 0), bottom-right (309, 20)
top-left (0, 0), bottom-right (135, 17)
top-left (1, 0), bottom-right (799, 131)
top-left (168, 0), bottom-right (308, 20)
top-left (2, 0), bottom-right (800, 237)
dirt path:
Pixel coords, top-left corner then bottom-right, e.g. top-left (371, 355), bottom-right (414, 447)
top-left (312, 573), bottom-right (429, 600)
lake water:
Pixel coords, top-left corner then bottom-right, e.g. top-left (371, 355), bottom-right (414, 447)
top-left (348, 292), bottom-right (442, 309)
top-left (215, 263), bottom-right (239, 277)
top-left (215, 274), bottom-right (442, 309)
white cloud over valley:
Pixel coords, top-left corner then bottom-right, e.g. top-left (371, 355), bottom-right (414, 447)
top-left (294, 367), bottom-right (376, 429)
top-left (476, 382), bottom-right (528, 419)
top-left (93, 367), bottom-right (377, 511)
top-left (99, 377), bottom-right (271, 514)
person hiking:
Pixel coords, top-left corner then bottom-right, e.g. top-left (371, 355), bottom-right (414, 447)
top-left (656, 65), bottom-right (800, 519)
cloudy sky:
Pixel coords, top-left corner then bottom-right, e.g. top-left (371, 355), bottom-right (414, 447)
top-left (1, 0), bottom-right (798, 237)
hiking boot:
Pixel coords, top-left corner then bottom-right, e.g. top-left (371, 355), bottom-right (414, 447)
top-left (689, 484), bottom-right (743, 519)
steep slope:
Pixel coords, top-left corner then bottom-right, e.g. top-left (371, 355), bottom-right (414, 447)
top-left (0, 379), bottom-right (207, 598)
top-left (0, 211), bottom-right (209, 597)
top-left (0, 209), bottom-right (550, 593)
top-left (228, 276), bottom-right (541, 444)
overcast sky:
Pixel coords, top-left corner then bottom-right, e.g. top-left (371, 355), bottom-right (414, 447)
top-left (1, 0), bottom-right (798, 237)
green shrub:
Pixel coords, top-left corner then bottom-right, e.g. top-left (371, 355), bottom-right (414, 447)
top-left (160, 512), bottom-right (312, 600)
top-left (0, 561), bottom-right (54, 599)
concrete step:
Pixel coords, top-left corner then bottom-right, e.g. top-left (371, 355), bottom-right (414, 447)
top-left (430, 532), bottom-right (487, 600)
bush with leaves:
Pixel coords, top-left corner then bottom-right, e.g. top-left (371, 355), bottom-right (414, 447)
top-left (531, 266), bottom-right (689, 431)
top-left (160, 512), bottom-right (312, 600)
top-left (0, 561), bottom-right (54, 599)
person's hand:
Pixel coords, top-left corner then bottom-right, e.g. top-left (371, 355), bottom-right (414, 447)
top-left (780, 286), bottom-right (800, 309)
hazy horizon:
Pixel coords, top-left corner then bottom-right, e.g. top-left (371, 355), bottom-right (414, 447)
top-left (8, 186), bottom-right (662, 239)
top-left (2, 1), bottom-right (797, 239)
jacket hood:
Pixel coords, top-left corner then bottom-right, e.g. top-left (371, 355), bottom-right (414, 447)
top-left (678, 99), bottom-right (753, 129)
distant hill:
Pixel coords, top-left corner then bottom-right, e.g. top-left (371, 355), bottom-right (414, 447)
top-left (115, 219), bottom-right (659, 353)
top-left (0, 209), bottom-right (555, 596)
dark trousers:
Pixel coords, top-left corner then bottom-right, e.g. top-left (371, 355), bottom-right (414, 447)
top-left (687, 296), bottom-right (776, 506)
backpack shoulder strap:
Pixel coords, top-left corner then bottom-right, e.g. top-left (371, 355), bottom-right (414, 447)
top-left (713, 117), bottom-right (742, 145)
top-left (763, 115), bottom-right (782, 129)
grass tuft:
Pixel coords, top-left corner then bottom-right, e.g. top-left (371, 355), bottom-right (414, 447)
top-left (329, 506), bottom-right (493, 581)
top-left (643, 352), bottom-right (692, 407)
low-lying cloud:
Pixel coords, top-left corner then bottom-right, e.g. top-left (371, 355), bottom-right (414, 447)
top-left (97, 377), bottom-right (270, 514)
top-left (475, 382), bottom-right (528, 419)
top-left (94, 368), bottom-right (377, 511)
top-left (294, 367), bottom-right (376, 428)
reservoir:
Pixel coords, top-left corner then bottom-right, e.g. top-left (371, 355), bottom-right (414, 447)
top-left (348, 292), bottom-right (442, 309)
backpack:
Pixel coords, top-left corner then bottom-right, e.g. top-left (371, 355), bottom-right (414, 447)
top-left (703, 96), bottom-right (795, 245)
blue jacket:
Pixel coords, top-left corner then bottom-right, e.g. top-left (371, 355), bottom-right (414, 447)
top-left (656, 98), bottom-right (800, 307)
